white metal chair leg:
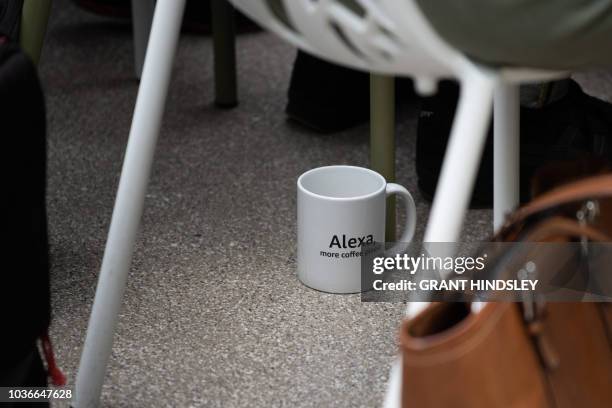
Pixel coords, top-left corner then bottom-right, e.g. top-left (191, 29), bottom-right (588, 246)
top-left (382, 358), bottom-right (402, 408)
top-left (73, 1), bottom-right (186, 406)
top-left (131, 0), bottom-right (156, 79)
top-left (423, 71), bottom-right (496, 243)
top-left (493, 84), bottom-right (520, 230)
top-left (405, 71), bottom-right (495, 318)
top-left (388, 71), bottom-right (496, 408)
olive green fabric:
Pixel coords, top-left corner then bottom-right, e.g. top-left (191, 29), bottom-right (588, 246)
top-left (415, 0), bottom-right (612, 69)
top-left (266, 0), bottom-right (612, 69)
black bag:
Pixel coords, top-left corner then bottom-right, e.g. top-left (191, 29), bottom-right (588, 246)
top-left (0, 0), bottom-right (55, 393)
top-left (416, 79), bottom-right (612, 208)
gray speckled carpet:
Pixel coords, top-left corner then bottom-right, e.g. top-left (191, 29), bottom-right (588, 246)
top-left (40, 1), bottom-right (612, 407)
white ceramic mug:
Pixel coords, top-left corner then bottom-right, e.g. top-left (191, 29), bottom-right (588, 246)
top-left (297, 165), bottom-right (417, 293)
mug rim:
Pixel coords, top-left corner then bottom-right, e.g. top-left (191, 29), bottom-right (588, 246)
top-left (297, 165), bottom-right (386, 201)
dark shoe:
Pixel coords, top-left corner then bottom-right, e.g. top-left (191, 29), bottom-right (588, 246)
top-left (72, 0), bottom-right (260, 34)
top-left (416, 79), bottom-right (612, 208)
top-left (286, 51), bottom-right (416, 133)
top-left (0, 347), bottom-right (49, 408)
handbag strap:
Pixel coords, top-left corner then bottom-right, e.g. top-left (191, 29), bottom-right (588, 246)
top-left (521, 216), bottom-right (612, 242)
top-left (504, 174), bottom-right (612, 227)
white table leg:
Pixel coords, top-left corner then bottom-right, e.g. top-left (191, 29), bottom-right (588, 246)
top-left (73, 1), bottom-right (186, 406)
top-left (493, 84), bottom-right (520, 230)
top-left (131, 0), bottom-right (156, 79)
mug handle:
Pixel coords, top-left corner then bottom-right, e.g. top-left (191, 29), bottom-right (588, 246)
top-left (386, 183), bottom-right (417, 245)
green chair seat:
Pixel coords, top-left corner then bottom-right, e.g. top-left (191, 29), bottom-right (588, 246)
top-left (416, 0), bottom-right (612, 70)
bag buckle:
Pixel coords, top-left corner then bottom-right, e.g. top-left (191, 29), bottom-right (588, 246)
top-left (577, 200), bottom-right (600, 256)
top-left (518, 261), bottom-right (540, 322)
top-left (518, 262), bottom-right (560, 370)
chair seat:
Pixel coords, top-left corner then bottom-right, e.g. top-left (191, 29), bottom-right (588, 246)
top-left (230, 0), bottom-right (458, 80)
top-left (416, 0), bottom-right (612, 70)
top-left (230, 0), bottom-right (571, 86)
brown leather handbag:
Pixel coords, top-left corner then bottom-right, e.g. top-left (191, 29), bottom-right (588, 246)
top-left (400, 174), bottom-right (612, 408)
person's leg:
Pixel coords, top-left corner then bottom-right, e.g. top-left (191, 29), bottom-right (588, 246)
top-left (20, 0), bottom-right (52, 66)
top-left (211, 0), bottom-right (238, 108)
top-left (286, 51), bottom-right (415, 133)
top-left (0, 44), bottom-right (50, 402)
top-left (415, 78), bottom-right (600, 209)
top-left (286, 51), bottom-right (370, 133)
